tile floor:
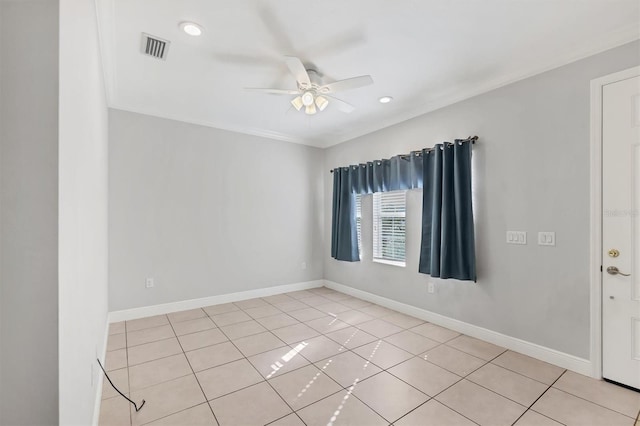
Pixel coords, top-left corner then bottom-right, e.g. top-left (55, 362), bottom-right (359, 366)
top-left (100, 287), bottom-right (640, 426)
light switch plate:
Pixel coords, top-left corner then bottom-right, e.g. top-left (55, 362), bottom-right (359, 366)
top-left (538, 232), bottom-right (556, 246)
top-left (507, 231), bottom-right (527, 245)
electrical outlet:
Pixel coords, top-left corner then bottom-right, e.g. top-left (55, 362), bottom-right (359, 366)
top-left (145, 278), bottom-right (155, 288)
top-left (427, 282), bottom-right (435, 294)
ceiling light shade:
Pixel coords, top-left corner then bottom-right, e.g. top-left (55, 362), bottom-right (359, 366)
top-left (305, 104), bottom-right (317, 115)
top-left (315, 95), bottom-right (329, 111)
top-left (379, 96), bottom-right (393, 103)
top-left (179, 22), bottom-right (203, 36)
top-left (301, 91), bottom-right (315, 107)
top-left (291, 96), bottom-right (304, 111)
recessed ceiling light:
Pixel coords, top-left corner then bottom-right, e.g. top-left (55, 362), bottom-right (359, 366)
top-left (180, 22), bottom-right (203, 36)
top-left (379, 96), bottom-right (393, 104)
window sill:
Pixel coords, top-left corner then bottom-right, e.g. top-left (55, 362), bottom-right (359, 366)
top-left (373, 258), bottom-right (406, 268)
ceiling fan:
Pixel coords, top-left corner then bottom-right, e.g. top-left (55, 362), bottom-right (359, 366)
top-left (245, 56), bottom-right (374, 115)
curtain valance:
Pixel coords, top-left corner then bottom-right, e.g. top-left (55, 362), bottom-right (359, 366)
top-left (335, 152), bottom-right (424, 195)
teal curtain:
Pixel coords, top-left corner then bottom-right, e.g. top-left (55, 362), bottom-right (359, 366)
top-left (331, 167), bottom-right (359, 261)
top-left (419, 141), bottom-right (476, 281)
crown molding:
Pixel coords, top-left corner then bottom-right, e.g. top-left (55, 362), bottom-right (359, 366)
top-left (109, 104), bottom-right (324, 147)
top-left (318, 27), bottom-right (640, 148)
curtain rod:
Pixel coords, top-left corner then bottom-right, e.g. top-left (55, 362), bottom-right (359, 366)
top-left (330, 136), bottom-right (478, 173)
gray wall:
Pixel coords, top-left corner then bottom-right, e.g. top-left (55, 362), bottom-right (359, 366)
top-left (58, 0), bottom-right (110, 423)
top-left (109, 110), bottom-right (324, 311)
top-left (0, 1), bottom-right (59, 424)
top-left (324, 40), bottom-right (640, 359)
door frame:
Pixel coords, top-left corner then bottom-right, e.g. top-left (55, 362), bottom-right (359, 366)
top-left (590, 66), bottom-right (640, 379)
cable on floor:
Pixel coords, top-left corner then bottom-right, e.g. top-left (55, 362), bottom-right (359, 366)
top-left (97, 358), bottom-right (146, 412)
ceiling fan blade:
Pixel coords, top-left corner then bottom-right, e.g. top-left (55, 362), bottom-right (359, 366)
top-left (325, 95), bottom-right (355, 113)
top-left (284, 56), bottom-right (311, 88)
top-left (319, 75), bottom-right (373, 94)
top-left (245, 88), bottom-right (300, 95)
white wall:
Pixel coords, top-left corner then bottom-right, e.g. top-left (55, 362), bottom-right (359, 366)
top-left (0, 1), bottom-right (59, 424)
top-left (324, 40), bottom-right (640, 360)
top-left (108, 110), bottom-right (324, 311)
top-left (58, 0), bottom-right (110, 424)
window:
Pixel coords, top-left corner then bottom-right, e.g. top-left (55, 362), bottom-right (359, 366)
top-left (355, 194), bottom-right (362, 257)
top-left (373, 190), bottom-right (406, 266)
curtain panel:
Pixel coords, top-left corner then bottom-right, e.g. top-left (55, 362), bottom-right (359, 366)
top-left (419, 141), bottom-right (476, 281)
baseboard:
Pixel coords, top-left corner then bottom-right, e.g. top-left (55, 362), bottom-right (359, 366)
top-left (324, 280), bottom-right (593, 377)
top-left (92, 319), bottom-right (110, 426)
top-left (108, 280), bottom-right (324, 323)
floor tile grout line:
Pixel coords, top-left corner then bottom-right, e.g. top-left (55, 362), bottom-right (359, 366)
top-left (306, 335), bottom-right (390, 421)
top-left (456, 359), bottom-right (568, 408)
top-left (419, 349), bottom-right (490, 378)
top-left (125, 318), bottom-right (172, 334)
top-left (135, 402), bottom-right (214, 426)
top-left (336, 370), bottom-right (413, 424)
top-left (508, 370), bottom-right (569, 426)
top-left (201, 318), bottom-right (304, 418)
top-left (302, 334), bottom-right (422, 425)
top-left (260, 359), bottom-right (310, 425)
top-left (166, 310), bottom-right (209, 324)
top-left (487, 358), bottom-right (565, 387)
top-left (522, 409), bottom-right (569, 426)
top-left (555, 374), bottom-right (640, 418)
top-left (166, 315), bottom-right (221, 426)
top-left (207, 321), bottom-right (305, 424)
top-left (547, 382), bottom-right (638, 421)
top-left (264, 410), bottom-right (308, 426)
top-left (392, 398), bottom-right (481, 426)
top-left (459, 373), bottom-right (537, 411)
top-left (397, 348), bottom-right (510, 425)
top-left (269, 320), bottom-right (385, 418)
top-left (126, 333), bottom-right (180, 349)
top-left (126, 340), bottom-right (183, 368)
top-left (381, 356), bottom-right (466, 403)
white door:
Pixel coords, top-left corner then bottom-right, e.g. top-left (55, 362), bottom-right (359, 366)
top-left (602, 75), bottom-right (640, 389)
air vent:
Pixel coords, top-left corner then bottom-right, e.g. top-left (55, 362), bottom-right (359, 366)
top-left (141, 33), bottom-right (170, 60)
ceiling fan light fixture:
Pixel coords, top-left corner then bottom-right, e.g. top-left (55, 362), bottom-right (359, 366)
top-left (305, 104), bottom-right (317, 115)
top-left (180, 22), bottom-right (203, 36)
top-left (291, 96), bottom-right (304, 111)
top-left (315, 95), bottom-right (329, 111)
top-left (301, 91), bottom-right (315, 107)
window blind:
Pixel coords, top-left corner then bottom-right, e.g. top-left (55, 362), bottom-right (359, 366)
top-left (373, 190), bottom-right (406, 265)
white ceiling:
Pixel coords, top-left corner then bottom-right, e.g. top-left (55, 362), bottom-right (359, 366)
top-left (96, 0), bottom-right (639, 148)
